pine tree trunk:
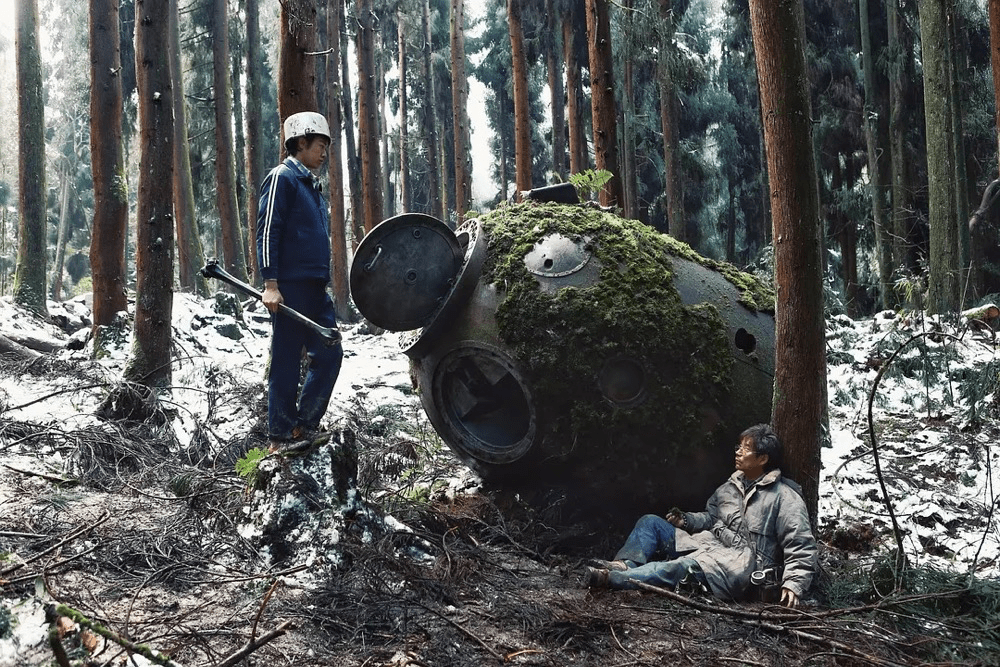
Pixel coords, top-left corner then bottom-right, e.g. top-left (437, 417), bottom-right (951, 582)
top-left (356, 0), bottom-right (383, 234)
top-left (213, 0), bottom-right (248, 284)
top-left (859, 0), bottom-right (892, 311)
top-left (170, 0), bottom-right (208, 296)
top-left (327, 0), bottom-right (350, 318)
top-left (748, 0), bottom-right (826, 523)
top-left (622, 2), bottom-right (637, 220)
top-left (919, 0), bottom-right (961, 314)
top-left (127, 0), bottom-right (175, 388)
top-left (947, 3), bottom-right (970, 291)
top-left (563, 12), bottom-right (587, 175)
top-left (245, 0), bottom-right (263, 280)
top-left (278, 0), bottom-right (319, 130)
top-left (509, 0), bottom-right (532, 196)
top-left (51, 162), bottom-right (71, 301)
top-left (584, 0), bottom-right (623, 207)
top-left (422, 0), bottom-right (442, 221)
top-left (89, 0), bottom-right (128, 332)
top-left (398, 8), bottom-right (410, 213)
top-left (339, 0), bottom-right (363, 248)
top-left (888, 0), bottom-right (914, 292)
top-left (992, 0), bottom-right (1000, 177)
top-left (451, 0), bottom-right (472, 222)
top-left (658, 0), bottom-right (683, 241)
top-left (14, 0), bottom-right (48, 316)
top-left (546, 0), bottom-right (567, 182)
top-left (380, 50), bottom-right (394, 220)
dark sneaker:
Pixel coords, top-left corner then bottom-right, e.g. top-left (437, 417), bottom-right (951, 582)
top-left (588, 559), bottom-right (628, 572)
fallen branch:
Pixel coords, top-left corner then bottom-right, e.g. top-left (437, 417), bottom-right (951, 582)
top-left (414, 599), bottom-right (504, 661)
top-left (2, 545), bottom-right (98, 586)
top-left (739, 618), bottom-right (909, 667)
top-left (210, 619), bottom-right (294, 667)
top-left (2, 462), bottom-right (79, 487)
top-left (0, 511), bottom-right (109, 578)
top-left (53, 604), bottom-right (182, 667)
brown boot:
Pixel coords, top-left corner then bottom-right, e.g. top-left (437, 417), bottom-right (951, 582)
top-left (584, 566), bottom-right (610, 588)
top-left (588, 559), bottom-right (628, 572)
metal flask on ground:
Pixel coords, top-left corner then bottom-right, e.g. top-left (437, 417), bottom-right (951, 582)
top-left (349, 201), bottom-right (775, 524)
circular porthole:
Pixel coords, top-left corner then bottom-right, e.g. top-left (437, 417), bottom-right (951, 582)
top-left (598, 356), bottom-right (647, 407)
top-left (430, 343), bottom-right (536, 464)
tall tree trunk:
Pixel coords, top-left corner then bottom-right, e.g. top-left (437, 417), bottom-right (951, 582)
top-left (356, 0), bottom-right (384, 233)
top-left (584, 0), bottom-right (623, 207)
top-left (622, 0), bottom-right (637, 219)
top-left (509, 0), bottom-right (532, 195)
top-left (245, 0), bottom-right (263, 281)
top-left (213, 0), bottom-right (249, 284)
top-left (888, 0), bottom-right (914, 294)
top-left (231, 32), bottom-right (248, 253)
top-left (328, 0), bottom-right (350, 318)
top-left (546, 0), bottom-right (567, 182)
top-left (658, 0), bottom-right (683, 241)
top-left (423, 0), bottom-right (442, 220)
top-left (859, 0), bottom-right (891, 311)
top-left (380, 48), bottom-right (394, 220)
top-left (398, 6), bottom-right (410, 213)
top-left (992, 0), bottom-right (1000, 176)
top-left (127, 0), bottom-right (175, 388)
top-left (89, 0), bottom-right (128, 334)
top-left (51, 162), bottom-right (71, 301)
top-left (279, 0), bottom-right (319, 133)
top-left (748, 0), bottom-right (826, 523)
top-left (14, 0), bottom-right (47, 316)
top-left (563, 11), bottom-right (587, 175)
top-left (919, 0), bottom-right (960, 314)
top-left (451, 0), bottom-right (472, 221)
top-left (339, 0), bottom-right (363, 247)
top-left (170, 0), bottom-right (208, 296)
top-left (947, 3), bottom-right (970, 298)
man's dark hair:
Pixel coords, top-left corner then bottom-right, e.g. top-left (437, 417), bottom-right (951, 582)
top-left (741, 423), bottom-right (782, 471)
top-left (284, 133), bottom-right (323, 157)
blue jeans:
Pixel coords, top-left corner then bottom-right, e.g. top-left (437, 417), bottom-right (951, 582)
top-left (268, 281), bottom-right (343, 440)
top-left (608, 514), bottom-right (706, 590)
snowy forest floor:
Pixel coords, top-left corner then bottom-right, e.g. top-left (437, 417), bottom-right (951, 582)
top-left (1, 291), bottom-right (999, 666)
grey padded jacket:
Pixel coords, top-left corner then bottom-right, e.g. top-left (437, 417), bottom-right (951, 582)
top-left (675, 469), bottom-right (817, 601)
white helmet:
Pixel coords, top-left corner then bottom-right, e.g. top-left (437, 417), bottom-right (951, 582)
top-left (283, 111), bottom-right (331, 143)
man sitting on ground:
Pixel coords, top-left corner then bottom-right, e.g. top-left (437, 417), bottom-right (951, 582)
top-left (586, 424), bottom-right (817, 608)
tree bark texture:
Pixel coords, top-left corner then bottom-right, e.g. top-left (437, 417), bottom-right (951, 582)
top-left (170, 0), bottom-right (208, 296)
top-left (451, 0), bottom-right (472, 222)
top-left (379, 52), bottom-right (393, 220)
top-left (245, 0), bottom-right (263, 280)
top-left (887, 0), bottom-right (914, 290)
top-left (356, 0), bottom-right (384, 234)
top-left (509, 0), bottom-right (532, 195)
top-left (279, 0), bottom-right (319, 142)
top-left (748, 0), bottom-right (826, 523)
top-left (398, 7), bottom-right (410, 213)
top-left (658, 0), bottom-right (683, 241)
top-left (858, 0), bottom-right (891, 310)
top-left (563, 12), bottom-right (587, 175)
top-left (127, 0), bottom-right (175, 388)
top-left (51, 162), bottom-right (71, 301)
top-left (338, 0), bottom-right (363, 248)
top-left (327, 4), bottom-right (350, 318)
top-left (14, 0), bottom-right (48, 316)
top-left (991, 0), bottom-right (1000, 178)
top-left (584, 0), bottom-right (623, 208)
top-left (422, 0), bottom-right (443, 221)
top-left (546, 0), bottom-right (567, 182)
top-left (213, 0), bottom-right (249, 284)
top-left (89, 0), bottom-right (129, 331)
top-left (918, 0), bottom-right (961, 314)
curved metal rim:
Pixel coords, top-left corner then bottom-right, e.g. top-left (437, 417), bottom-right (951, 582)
top-left (349, 213), bottom-right (463, 331)
top-left (401, 218), bottom-right (487, 359)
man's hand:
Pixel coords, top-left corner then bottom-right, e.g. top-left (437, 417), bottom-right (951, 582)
top-left (665, 508), bottom-right (684, 527)
top-left (780, 587), bottom-right (799, 609)
top-left (262, 282), bottom-right (283, 313)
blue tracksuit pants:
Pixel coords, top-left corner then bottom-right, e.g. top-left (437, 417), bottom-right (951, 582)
top-left (268, 280), bottom-right (343, 440)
